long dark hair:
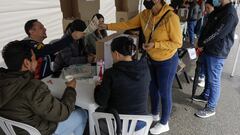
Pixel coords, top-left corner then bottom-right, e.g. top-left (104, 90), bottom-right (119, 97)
top-left (92, 13), bottom-right (107, 38)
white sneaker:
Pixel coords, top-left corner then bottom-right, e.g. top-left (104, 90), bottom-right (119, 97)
top-left (152, 114), bottom-right (160, 122)
top-left (150, 122), bottom-right (169, 134)
top-left (198, 80), bottom-right (205, 88)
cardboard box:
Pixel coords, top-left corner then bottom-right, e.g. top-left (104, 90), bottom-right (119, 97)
top-left (116, 11), bottom-right (138, 22)
top-left (62, 18), bottom-right (74, 31)
top-left (96, 33), bottom-right (139, 69)
top-left (60, 0), bottom-right (81, 18)
top-left (77, 0), bottom-right (100, 24)
top-left (115, 0), bottom-right (140, 12)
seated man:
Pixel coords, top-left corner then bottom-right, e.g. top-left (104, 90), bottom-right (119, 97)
top-left (94, 36), bottom-right (151, 133)
top-left (23, 19), bottom-right (85, 79)
top-left (0, 41), bottom-right (87, 135)
top-left (53, 19), bottom-right (95, 71)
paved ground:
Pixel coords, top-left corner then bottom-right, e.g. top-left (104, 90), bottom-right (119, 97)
top-left (154, 8), bottom-right (240, 135)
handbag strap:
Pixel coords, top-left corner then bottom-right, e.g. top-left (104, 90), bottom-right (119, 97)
top-left (141, 10), bottom-right (171, 59)
top-left (147, 10), bottom-right (171, 43)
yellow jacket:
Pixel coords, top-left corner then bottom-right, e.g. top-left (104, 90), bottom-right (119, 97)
top-left (108, 4), bottom-right (182, 61)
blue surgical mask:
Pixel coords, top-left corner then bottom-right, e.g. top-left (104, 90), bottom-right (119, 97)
top-left (213, 0), bottom-right (221, 7)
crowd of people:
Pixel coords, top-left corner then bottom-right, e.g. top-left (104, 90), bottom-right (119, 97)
top-left (0, 0), bottom-right (238, 135)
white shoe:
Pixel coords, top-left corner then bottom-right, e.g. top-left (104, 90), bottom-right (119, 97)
top-left (152, 114), bottom-right (160, 122)
top-left (198, 80), bottom-right (205, 88)
top-left (150, 122), bottom-right (169, 134)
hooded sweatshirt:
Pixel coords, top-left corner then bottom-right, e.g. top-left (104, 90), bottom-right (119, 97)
top-left (107, 4), bottom-right (182, 61)
top-left (0, 68), bottom-right (76, 135)
top-left (94, 58), bottom-right (150, 115)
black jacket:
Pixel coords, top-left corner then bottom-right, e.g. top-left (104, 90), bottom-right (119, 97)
top-left (53, 38), bottom-right (88, 71)
top-left (198, 3), bottom-right (239, 58)
top-left (94, 58), bottom-right (150, 115)
top-left (0, 68), bottom-right (76, 135)
top-left (23, 35), bottom-right (73, 79)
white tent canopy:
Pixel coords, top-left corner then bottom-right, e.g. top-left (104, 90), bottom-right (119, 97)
top-left (0, 0), bottom-right (63, 67)
top-left (0, 0), bottom-right (118, 68)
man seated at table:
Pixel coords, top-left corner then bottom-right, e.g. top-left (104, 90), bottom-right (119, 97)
top-left (0, 41), bottom-right (87, 135)
top-left (23, 19), bottom-right (85, 79)
top-left (94, 36), bottom-right (151, 134)
top-left (53, 19), bottom-right (96, 72)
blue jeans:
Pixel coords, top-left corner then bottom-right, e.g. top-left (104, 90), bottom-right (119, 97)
top-left (149, 53), bottom-right (178, 124)
top-left (53, 108), bottom-right (88, 135)
top-left (187, 21), bottom-right (197, 47)
top-left (199, 55), bottom-right (205, 79)
top-left (201, 54), bottom-right (225, 110)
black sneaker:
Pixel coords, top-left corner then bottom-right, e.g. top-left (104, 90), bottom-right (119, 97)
top-left (195, 106), bottom-right (216, 118)
top-left (192, 95), bottom-right (208, 103)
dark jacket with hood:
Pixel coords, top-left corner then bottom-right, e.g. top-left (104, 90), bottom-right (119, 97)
top-left (0, 68), bottom-right (76, 135)
top-left (198, 3), bottom-right (239, 58)
top-left (53, 38), bottom-right (88, 71)
top-left (23, 35), bottom-right (74, 79)
top-left (94, 58), bottom-right (150, 115)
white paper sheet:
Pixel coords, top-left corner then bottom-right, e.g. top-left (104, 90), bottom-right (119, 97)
top-left (84, 16), bottom-right (99, 35)
top-left (187, 48), bottom-right (197, 60)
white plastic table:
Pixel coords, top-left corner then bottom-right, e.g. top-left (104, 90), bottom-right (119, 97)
top-left (42, 76), bottom-right (98, 135)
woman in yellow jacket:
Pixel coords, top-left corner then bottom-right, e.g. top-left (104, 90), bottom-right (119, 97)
top-left (100, 0), bottom-right (182, 134)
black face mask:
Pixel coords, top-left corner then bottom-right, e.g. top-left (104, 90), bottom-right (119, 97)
top-left (143, 0), bottom-right (155, 9)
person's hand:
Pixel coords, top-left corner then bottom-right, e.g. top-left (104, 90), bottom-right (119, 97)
top-left (87, 54), bottom-right (96, 63)
top-left (197, 47), bottom-right (203, 52)
top-left (196, 47), bottom-right (203, 56)
top-left (66, 79), bottom-right (76, 89)
top-left (98, 23), bottom-right (108, 30)
top-left (95, 80), bottom-right (102, 86)
top-left (143, 42), bottom-right (154, 51)
top-left (71, 31), bottom-right (85, 40)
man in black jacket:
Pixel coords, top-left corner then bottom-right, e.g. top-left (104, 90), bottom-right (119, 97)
top-left (23, 19), bottom-right (85, 79)
top-left (193, 0), bottom-right (239, 118)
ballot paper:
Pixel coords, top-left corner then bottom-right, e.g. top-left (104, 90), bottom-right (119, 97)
top-left (187, 48), bottom-right (197, 60)
top-left (84, 16), bottom-right (99, 35)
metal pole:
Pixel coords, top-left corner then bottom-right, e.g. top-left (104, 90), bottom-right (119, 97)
top-left (231, 34), bottom-right (240, 77)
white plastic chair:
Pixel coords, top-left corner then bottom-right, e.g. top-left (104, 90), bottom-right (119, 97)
top-left (93, 112), bottom-right (153, 135)
top-left (0, 116), bottom-right (41, 135)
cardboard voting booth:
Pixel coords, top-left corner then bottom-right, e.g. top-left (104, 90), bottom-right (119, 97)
top-left (96, 33), bottom-right (139, 69)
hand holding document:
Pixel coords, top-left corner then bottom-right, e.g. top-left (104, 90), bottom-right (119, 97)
top-left (84, 16), bottom-right (99, 35)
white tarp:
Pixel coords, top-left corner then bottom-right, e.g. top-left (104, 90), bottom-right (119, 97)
top-left (0, 0), bottom-right (63, 67)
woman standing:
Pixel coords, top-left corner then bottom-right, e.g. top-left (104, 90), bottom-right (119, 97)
top-left (99, 0), bottom-right (182, 134)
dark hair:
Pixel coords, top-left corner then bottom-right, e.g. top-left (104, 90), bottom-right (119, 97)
top-left (24, 19), bottom-right (38, 36)
top-left (71, 19), bottom-right (87, 32)
top-left (111, 36), bottom-right (136, 56)
top-left (64, 19), bottom-right (87, 34)
top-left (92, 13), bottom-right (104, 20)
top-left (205, 0), bottom-right (214, 7)
top-left (2, 40), bottom-right (32, 71)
